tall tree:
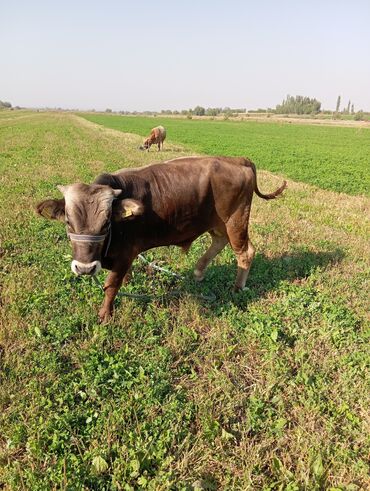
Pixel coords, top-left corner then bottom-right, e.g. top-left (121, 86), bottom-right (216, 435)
top-left (351, 103), bottom-right (354, 114)
top-left (336, 95), bottom-right (341, 113)
top-left (275, 95), bottom-right (321, 114)
top-left (347, 100), bottom-right (351, 113)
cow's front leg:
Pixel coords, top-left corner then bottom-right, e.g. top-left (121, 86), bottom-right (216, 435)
top-left (98, 259), bottom-right (134, 323)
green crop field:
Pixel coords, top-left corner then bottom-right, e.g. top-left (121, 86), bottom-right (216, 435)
top-left (0, 111), bottom-right (369, 490)
top-left (81, 113), bottom-right (370, 197)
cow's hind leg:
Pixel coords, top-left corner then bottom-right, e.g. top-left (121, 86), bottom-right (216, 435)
top-left (194, 232), bottom-right (228, 282)
top-left (233, 239), bottom-right (255, 290)
top-left (226, 209), bottom-right (255, 291)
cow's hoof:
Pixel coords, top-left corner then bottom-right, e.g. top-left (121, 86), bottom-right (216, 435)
top-left (233, 285), bottom-right (249, 293)
top-left (194, 269), bottom-right (205, 282)
top-left (98, 308), bottom-right (112, 324)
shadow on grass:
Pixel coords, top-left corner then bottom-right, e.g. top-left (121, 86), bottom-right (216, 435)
top-left (126, 247), bottom-right (345, 314)
top-left (137, 147), bottom-right (185, 154)
top-left (196, 247), bottom-right (345, 312)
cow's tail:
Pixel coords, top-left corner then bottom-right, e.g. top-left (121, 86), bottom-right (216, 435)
top-left (250, 161), bottom-right (287, 200)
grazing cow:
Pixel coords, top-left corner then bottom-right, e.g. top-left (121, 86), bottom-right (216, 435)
top-left (140, 125), bottom-right (166, 151)
top-left (36, 156), bottom-right (286, 322)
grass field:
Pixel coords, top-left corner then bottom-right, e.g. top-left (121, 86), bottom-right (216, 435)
top-left (0, 111), bottom-right (369, 490)
top-left (81, 114), bottom-right (370, 197)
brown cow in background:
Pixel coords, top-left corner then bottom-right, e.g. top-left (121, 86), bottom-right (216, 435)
top-left (140, 126), bottom-right (166, 151)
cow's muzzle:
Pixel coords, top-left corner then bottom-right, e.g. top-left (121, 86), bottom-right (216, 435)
top-left (71, 260), bottom-right (101, 276)
top-left (67, 226), bottom-right (111, 275)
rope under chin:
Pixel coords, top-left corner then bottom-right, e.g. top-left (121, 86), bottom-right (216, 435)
top-left (92, 254), bottom-right (216, 302)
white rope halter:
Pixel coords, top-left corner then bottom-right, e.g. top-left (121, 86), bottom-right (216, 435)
top-left (67, 224), bottom-right (112, 257)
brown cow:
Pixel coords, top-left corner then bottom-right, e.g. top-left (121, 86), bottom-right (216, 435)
top-left (36, 156), bottom-right (286, 322)
top-left (140, 125), bottom-right (166, 151)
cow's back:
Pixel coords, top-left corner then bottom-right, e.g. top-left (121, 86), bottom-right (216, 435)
top-left (112, 156), bottom-right (255, 225)
top-left (152, 126), bottom-right (166, 142)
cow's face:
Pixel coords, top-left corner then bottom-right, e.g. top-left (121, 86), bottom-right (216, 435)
top-left (37, 183), bottom-right (144, 276)
top-left (142, 138), bottom-right (150, 150)
top-left (58, 183), bottom-right (120, 275)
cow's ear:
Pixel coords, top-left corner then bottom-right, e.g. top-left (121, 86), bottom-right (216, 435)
top-left (36, 199), bottom-right (65, 222)
top-left (120, 199), bottom-right (144, 220)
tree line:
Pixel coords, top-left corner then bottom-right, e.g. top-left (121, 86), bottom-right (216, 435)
top-left (175, 96), bottom-right (365, 119)
top-left (2, 96), bottom-right (367, 121)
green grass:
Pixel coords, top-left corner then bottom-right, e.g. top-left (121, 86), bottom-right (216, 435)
top-left (0, 112), bottom-right (369, 489)
top-left (81, 113), bottom-right (370, 197)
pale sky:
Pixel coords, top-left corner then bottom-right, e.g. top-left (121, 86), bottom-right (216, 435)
top-left (1, 0), bottom-right (370, 112)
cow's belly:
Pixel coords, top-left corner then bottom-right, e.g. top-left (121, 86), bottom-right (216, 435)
top-left (138, 212), bottom-right (222, 252)
top-left (141, 226), bottom-right (208, 251)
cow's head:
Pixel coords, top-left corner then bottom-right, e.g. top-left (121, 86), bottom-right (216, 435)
top-left (36, 183), bottom-right (144, 276)
top-left (142, 138), bottom-right (151, 150)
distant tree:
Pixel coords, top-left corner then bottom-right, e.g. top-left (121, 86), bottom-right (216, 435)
top-left (347, 100), bottom-right (351, 114)
top-left (193, 106), bottom-right (205, 116)
top-left (105, 108), bottom-right (112, 113)
top-left (223, 109), bottom-right (234, 118)
top-left (354, 110), bottom-right (364, 121)
top-left (335, 95), bottom-right (341, 113)
top-left (205, 107), bottom-right (220, 116)
top-left (275, 95), bottom-right (321, 114)
top-left (351, 103), bottom-right (354, 114)
top-left (0, 100), bottom-right (12, 109)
